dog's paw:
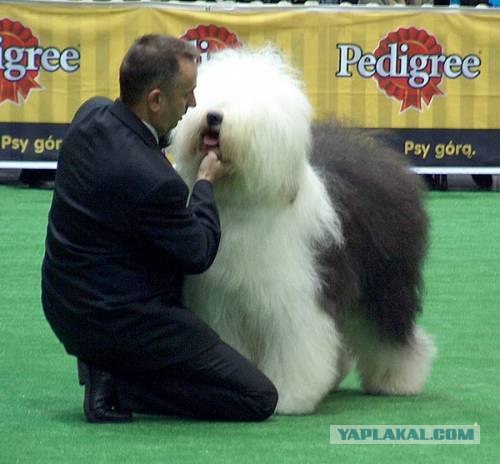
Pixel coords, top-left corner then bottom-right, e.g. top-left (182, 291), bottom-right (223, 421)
top-left (274, 392), bottom-right (319, 415)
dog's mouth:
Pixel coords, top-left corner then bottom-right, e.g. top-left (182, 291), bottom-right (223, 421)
top-left (201, 127), bottom-right (220, 152)
top-left (200, 110), bottom-right (224, 153)
top-left (203, 129), bottom-right (220, 148)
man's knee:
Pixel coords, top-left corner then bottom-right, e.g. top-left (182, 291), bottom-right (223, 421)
top-left (240, 382), bottom-right (279, 421)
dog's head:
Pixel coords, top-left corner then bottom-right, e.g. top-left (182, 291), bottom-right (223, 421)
top-left (171, 48), bottom-right (313, 203)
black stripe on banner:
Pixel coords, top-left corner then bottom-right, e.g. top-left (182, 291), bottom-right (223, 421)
top-left (371, 128), bottom-right (500, 168)
top-left (0, 123), bottom-right (69, 162)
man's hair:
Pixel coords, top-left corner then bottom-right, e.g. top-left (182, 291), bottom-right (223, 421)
top-left (119, 34), bottom-right (198, 106)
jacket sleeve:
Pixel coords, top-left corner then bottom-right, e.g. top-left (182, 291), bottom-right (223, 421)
top-left (131, 178), bottom-right (221, 274)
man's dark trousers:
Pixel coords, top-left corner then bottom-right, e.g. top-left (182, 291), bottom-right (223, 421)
top-left (113, 340), bottom-right (278, 421)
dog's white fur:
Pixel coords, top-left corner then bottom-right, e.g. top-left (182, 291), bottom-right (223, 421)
top-left (172, 48), bottom-right (435, 414)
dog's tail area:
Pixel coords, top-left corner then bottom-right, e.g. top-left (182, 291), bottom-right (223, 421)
top-left (311, 121), bottom-right (435, 393)
top-left (311, 120), bottom-right (429, 343)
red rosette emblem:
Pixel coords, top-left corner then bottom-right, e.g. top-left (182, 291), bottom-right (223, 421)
top-left (180, 24), bottom-right (242, 61)
top-left (374, 27), bottom-right (444, 112)
top-left (0, 18), bottom-right (42, 104)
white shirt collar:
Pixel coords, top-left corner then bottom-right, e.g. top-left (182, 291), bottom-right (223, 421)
top-left (141, 120), bottom-right (159, 144)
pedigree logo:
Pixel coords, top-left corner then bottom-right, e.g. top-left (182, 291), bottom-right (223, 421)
top-left (336, 27), bottom-right (481, 112)
top-left (0, 18), bottom-right (80, 105)
top-left (181, 24), bottom-right (242, 63)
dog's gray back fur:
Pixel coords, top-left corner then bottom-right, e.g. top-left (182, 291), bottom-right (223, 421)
top-left (311, 121), bottom-right (429, 344)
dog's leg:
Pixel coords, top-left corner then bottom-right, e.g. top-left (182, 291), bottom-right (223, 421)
top-left (345, 318), bottom-right (436, 395)
top-left (259, 306), bottom-right (340, 415)
top-left (332, 342), bottom-right (353, 391)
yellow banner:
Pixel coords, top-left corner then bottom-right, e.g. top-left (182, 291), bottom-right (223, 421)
top-left (1, 3), bottom-right (500, 130)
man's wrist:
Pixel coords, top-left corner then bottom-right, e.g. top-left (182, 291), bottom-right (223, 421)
top-left (196, 175), bottom-right (213, 184)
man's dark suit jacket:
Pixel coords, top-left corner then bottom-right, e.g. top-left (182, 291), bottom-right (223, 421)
top-left (41, 98), bottom-right (221, 372)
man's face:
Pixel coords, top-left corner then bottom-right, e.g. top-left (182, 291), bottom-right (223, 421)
top-left (151, 58), bottom-right (197, 137)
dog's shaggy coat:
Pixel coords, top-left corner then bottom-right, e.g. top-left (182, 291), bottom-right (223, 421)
top-left (171, 49), bottom-right (436, 414)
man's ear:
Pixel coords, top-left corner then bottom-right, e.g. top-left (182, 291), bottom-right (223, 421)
top-left (146, 88), bottom-right (162, 112)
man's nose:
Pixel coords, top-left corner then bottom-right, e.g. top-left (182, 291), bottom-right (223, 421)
top-left (189, 94), bottom-right (196, 109)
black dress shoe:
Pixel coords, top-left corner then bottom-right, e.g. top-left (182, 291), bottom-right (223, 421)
top-left (77, 360), bottom-right (133, 423)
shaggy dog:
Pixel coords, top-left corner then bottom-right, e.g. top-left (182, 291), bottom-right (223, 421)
top-left (171, 48), bottom-right (436, 415)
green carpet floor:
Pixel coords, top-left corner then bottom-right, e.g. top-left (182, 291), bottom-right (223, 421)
top-left (0, 185), bottom-right (499, 463)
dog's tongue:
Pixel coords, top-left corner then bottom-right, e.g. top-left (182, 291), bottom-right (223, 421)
top-left (203, 134), bottom-right (219, 147)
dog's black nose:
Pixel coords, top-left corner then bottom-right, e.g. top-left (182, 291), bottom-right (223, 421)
top-left (207, 111), bottom-right (223, 127)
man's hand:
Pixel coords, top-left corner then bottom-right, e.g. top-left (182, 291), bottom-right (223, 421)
top-left (197, 150), bottom-right (230, 184)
